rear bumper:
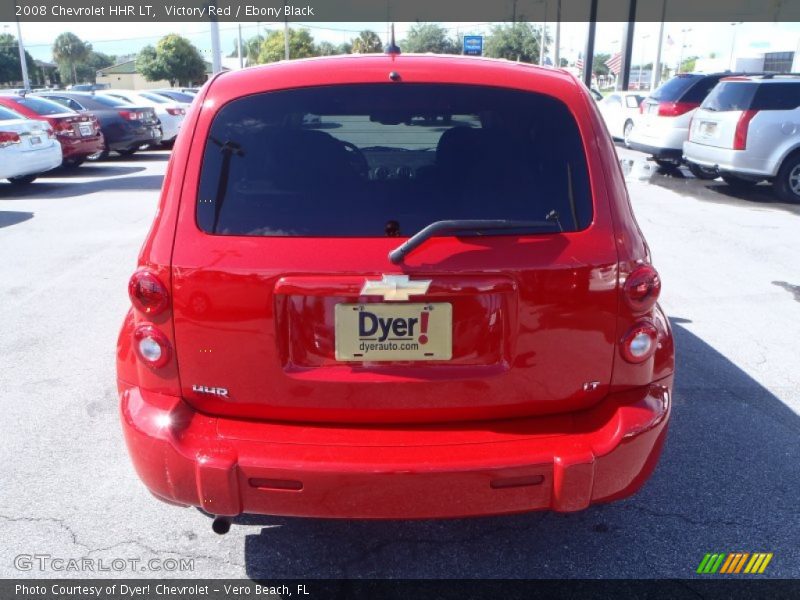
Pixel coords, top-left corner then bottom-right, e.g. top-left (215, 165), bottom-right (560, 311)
top-left (106, 125), bottom-right (162, 151)
top-left (0, 143), bottom-right (62, 179)
top-left (58, 133), bottom-right (105, 161)
top-left (627, 142), bottom-right (683, 161)
top-left (683, 140), bottom-right (774, 178)
top-left (119, 377), bottom-right (672, 519)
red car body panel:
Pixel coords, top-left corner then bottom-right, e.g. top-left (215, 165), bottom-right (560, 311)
top-left (0, 96), bottom-right (105, 162)
top-left (117, 55), bottom-right (675, 518)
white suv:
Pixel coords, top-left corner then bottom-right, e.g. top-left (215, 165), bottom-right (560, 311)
top-left (684, 75), bottom-right (800, 202)
top-left (629, 73), bottom-right (744, 178)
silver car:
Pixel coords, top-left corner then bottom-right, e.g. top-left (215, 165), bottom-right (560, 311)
top-left (683, 75), bottom-right (800, 202)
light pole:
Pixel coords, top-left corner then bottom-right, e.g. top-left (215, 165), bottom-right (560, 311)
top-left (14, 18), bottom-right (31, 90)
top-left (638, 33), bottom-right (650, 89)
top-left (729, 22), bottom-right (743, 71)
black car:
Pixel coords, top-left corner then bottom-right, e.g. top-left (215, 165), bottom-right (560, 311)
top-left (34, 91), bottom-right (161, 159)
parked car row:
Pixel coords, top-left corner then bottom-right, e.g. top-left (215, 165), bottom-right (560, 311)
top-left (0, 89), bottom-right (195, 185)
top-left (625, 72), bottom-right (800, 202)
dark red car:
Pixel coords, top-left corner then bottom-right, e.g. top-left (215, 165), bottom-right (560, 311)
top-left (0, 94), bottom-right (103, 168)
top-left (118, 54), bottom-right (674, 528)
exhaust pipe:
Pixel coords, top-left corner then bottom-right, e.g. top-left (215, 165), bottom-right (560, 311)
top-left (212, 516), bottom-right (232, 535)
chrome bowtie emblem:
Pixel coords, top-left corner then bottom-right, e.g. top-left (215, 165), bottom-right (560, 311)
top-left (360, 274), bottom-right (432, 302)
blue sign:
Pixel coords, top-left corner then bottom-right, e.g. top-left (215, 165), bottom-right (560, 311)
top-left (463, 35), bottom-right (483, 56)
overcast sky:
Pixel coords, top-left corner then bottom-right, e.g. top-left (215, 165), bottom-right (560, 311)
top-left (3, 20), bottom-right (800, 68)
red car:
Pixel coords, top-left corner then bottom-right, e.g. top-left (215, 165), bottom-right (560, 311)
top-left (0, 94), bottom-right (104, 168)
top-left (117, 53), bottom-right (674, 530)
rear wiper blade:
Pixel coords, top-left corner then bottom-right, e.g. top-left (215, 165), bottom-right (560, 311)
top-left (388, 219), bottom-right (559, 264)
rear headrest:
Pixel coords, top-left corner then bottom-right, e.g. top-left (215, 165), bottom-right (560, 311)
top-left (263, 129), bottom-right (358, 188)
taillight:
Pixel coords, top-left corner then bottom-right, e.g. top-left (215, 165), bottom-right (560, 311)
top-left (53, 119), bottom-right (77, 137)
top-left (128, 270), bottom-right (169, 316)
top-left (118, 110), bottom-right (143, 121)
top-left (0, 131), bottom-right (21, 148)
top-left (734, 110), bottom-right (758, 150)
top-left (623, 265), bottom-right (661, 313)
top-left (657, 101), bottom-right (698, 117)
top-left (620, 321), bottom-right (659, 363)
top-left (133, 324), bottom-right (172, 369)
top-left (166, 107), bottom-right (185, 116)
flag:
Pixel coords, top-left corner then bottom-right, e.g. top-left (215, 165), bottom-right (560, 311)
top-left (605, 52), bottom-right (622, 75)
top-left (667, 34), bottom-right (675, 46)
top-left (575, 53), bottom-right (584, 71)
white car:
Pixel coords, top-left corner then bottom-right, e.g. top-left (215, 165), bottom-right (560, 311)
top-left (597, 91), bottom-right (645, 146)
top-left (98, 90), bottom-right (186, 144)
top-left (684, 74), bottom-right (800, 202)
top-left (0, 104), bottom-right (62, 185)
top-left (629, 73), bottom-right (739, 178)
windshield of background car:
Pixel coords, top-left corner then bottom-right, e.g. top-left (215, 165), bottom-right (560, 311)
top-left (197, 83), bottom-right (593, 237)
top-left (9, 95), bottom-right (75, 116)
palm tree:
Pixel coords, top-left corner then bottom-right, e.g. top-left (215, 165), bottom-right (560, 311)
top-left (351, 30), bottom-right (383, 54)
top-left (52, 32), bottom-right (89, 84)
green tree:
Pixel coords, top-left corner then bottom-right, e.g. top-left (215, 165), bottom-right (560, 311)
top-left (680, 56), bottom-right (698, 74)
top-left (0, 33), bottom-right (38, 86)
top-left (351, 30), bottom-right (382, 54)
top-left (593, 52), bottom-right (611, 77)
top-left (316, 41), bottom-right (338, 56)
top-left (75, 50), bottom-right (115, 84)
top-left (258, 28), bottom-right (316, 63)
top-left (137, 34), bottom-right (206, 87)
top-left (337, 41), bottom-right (353, 55)
top-left (402, 23), bottom-right (459, 54)
top-left (484, 23), bottom-right (549, 64)
top-left (52, 32), bottom-right (90, 84)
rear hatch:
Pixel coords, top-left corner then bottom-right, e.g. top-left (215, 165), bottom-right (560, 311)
top-left (637, 74), bottom-right (717, 138)
top-left (171, 83), bottom-right (620, 424)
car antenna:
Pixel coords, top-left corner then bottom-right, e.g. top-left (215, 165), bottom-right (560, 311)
top-left (386, 23), bottom-right (401, 55)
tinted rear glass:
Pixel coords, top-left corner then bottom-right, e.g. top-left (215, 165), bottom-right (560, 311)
top-left (8, 95), bottom-right (74, 115)
top-left (752, 83), bottom-right (800, 110)
top-left (197, 84), bottom-right (593, 237)
top-left (650, 75), bottom-right (702, 101)
top-left (701, 82), bottom-right (758, 111)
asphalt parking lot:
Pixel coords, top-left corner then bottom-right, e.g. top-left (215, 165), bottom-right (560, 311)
top-left (1, 146), bottom-right (799, 579)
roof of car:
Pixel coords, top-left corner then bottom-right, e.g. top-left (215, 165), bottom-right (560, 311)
top-left (720, 74), bottom-right (800, 83)
top-left (204, 53), bottom-right (583, 105)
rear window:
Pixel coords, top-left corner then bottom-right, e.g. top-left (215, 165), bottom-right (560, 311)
top-left (89, 95), bottom-right (128, 107)
top-left (0, 105), bottom-right (24, 120)
top-left (8, 95), bottom-right (74, 116)
top-left (139, 92), bottom-right (169, 104)
top-left (701, 82), bottom-right (758, 111)
top-left (197, 84), bottom-right (593, 237)
top-left (650, 75), bottom-right (702, 102)
top-left (702, 81), bottom-right (800, 111)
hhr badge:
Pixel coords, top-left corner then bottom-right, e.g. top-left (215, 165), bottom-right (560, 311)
top-left (360, 274), bottom-right (432, 302)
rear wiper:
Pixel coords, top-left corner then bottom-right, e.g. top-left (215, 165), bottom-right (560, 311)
top-left (388, 219), bottom-right (559, 264)
top-left (209, 137), bottom-right (244, 233)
